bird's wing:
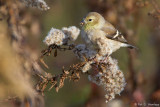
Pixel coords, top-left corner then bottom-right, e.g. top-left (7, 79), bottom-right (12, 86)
top-left (101, 22), bottom-right (128, 43)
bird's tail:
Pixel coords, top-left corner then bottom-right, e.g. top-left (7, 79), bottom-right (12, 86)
top-left (127, 44), bottom-right (137, 49)
top-left (121, 43), bottom-right (138, 49)
top-left (127, 44), bottom-right (138, 50)
top-left (127, 44), bottom-right (141, 55)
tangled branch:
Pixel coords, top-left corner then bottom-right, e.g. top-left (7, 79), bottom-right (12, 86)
top-left (37, 26), bottom-right (126, 103)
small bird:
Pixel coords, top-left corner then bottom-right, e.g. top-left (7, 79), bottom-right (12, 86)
top-left (80, 12), bottom-right (136, 56)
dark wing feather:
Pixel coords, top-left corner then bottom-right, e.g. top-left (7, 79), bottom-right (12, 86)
top-left (112, 33), bottom-right (128, 43)
top-left (101, 22), bottom-right (128, 43)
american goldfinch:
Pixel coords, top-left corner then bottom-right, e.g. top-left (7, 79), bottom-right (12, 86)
top-left (80, 12), bottom-right (136, 56)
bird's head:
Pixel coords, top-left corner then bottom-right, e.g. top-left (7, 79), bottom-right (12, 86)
top-left (80, 12), bottom-right (105, 31)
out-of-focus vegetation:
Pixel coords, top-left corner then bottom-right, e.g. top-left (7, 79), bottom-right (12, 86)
top-left (0, 0), bottom-right (160, 107)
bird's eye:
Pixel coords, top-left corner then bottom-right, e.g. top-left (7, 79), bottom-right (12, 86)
top-left (88, 19), bottom-right (92, 21)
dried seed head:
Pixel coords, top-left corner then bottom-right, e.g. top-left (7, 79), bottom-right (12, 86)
top-left (88, 56), bottom-right (126, 103)
top-left (62, 26), bottom-right (80, 41)
top-left (20, 0), bottom-right (50, 10)
top-left (43, 28), bottom-right (68, 46)
top-left (73, 44), bottom-right (96, 61)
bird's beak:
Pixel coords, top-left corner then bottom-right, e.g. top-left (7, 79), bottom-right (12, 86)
top-left (80, 21), bottom-right (85, 26)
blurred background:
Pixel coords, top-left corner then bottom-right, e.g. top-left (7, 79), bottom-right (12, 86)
top-left (0, 0), bottom-right (160, 107)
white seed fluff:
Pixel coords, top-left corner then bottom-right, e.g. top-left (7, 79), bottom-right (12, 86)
top-left (62, 26), bottom-right (80, 41)
top-left (43, 28), bottom-right (68, 46)
top-left (88, 56), bottom-right (126, 103)
top-left (73, 44), bottom-right (96, 61)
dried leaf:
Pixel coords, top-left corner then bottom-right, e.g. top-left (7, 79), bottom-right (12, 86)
top-left (40, 58), bottom-right (49, 69)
